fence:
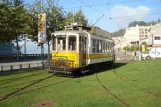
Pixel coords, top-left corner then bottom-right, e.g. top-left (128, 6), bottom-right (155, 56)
top-left (0, 54), bottom-right (51, 61)
top-left (0, 61), bottom-right (43, 75)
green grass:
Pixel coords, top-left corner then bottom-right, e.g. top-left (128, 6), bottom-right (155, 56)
top-left (0, 60), bottom-right (161, 107)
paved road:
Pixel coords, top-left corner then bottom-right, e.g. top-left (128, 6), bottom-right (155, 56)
top-left (0, 60), bottom-right (42, 71)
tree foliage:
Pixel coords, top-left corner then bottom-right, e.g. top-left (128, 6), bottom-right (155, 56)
top-left (0, 0), bottom-right (31, 43)
top-left (111, 29), bottom-right (126, 37)
top-left (28, 0), bottom-right (65, 42)
top-left (123, 45), bottom-right (139, 52)
top-left (128, 20), bottom-right (159, 27)
top-left (65, 9), bottom-right (88, 26)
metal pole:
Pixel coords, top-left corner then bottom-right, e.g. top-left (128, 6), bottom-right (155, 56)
top-left (41, 0), bottom-right (43, 13)
top-left (40, 0), bottom-right (44, 68)
top-left (24, 34), bottom-right (26, 54)
top-left (41, 42), bottom-right (44, 68)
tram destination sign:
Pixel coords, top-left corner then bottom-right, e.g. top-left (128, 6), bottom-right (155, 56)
top-left (56, 35), bottom-right (66, 38)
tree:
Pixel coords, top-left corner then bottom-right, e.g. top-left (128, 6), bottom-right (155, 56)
top-left (128, 21), bottom-right (146, 27)
top-left (45, 0), bottom-right (65, 62)
top-left (28, 0), bottom-right (65, 42)
top-left (65, 9), bottom-right (88, 26)
top-left (0, 0), bottom-right (32, 59)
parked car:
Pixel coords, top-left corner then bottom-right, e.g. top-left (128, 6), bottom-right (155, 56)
top-left (142, 47), bottom-right (161, 59)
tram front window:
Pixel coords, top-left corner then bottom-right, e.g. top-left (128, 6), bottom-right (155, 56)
top-left (69, 36), bottom-right (76, 51)
top-left (57, 35), bottom-right (66, 51)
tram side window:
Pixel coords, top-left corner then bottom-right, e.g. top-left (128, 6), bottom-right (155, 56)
top-left (69, 36), bottom-right (76, 51)
top-left (105, 42), bottom-right (107, 52)
top-left (99, 40), bottom-right (102, 53)
top-left (109, 42), bottom-right (111, 53)
top-left (52, 38), bottom-right (56, 51)
top-left (92, 39), bottom-right (97, 53)
top-left (107, 42), bottom-right (110, 53)
top-left (111, 43), bottom-right (114, 53)
top-left (96, 40), bottom-right (99, 53)
top-left (79, 36), bottom-right (82, 52)
top-left (103, 41), bottom-right (105, 53)
top-left (58, 38), bottom-right (66, 50)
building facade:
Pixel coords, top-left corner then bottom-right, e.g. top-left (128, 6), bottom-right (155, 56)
top-left (124, 25), bottom-right (150, 45)
top-left (140, 23), bottom-right (161, 47)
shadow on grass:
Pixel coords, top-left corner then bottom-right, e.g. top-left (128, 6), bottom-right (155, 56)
top-left (51, 62), bottom-right (128, 78)
top-left (82, 62), bottom-right (127, 77)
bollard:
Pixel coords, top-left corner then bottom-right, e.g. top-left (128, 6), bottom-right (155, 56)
top-left (28, 64), bottom-right (30, 68)
top-left (11, 65), bottom-right (12, 71)
top-left (37, 63), bottom-right (39, 67)
top-left (20, 64), bottom-right (22, 69)
top-left (1, 66), bottom-right (3, 72)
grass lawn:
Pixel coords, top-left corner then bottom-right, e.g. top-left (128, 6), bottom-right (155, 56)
top-left (0, 59), bottom-right (161, 107)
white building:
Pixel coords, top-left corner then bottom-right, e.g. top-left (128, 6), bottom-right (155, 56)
top-left (124, 25), bottom-right (150, 45)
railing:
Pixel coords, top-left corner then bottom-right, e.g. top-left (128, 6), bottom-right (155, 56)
top-left (0, 62), bottom-right (43, 75)
top-left (0, 54), bottom-right (51, 61)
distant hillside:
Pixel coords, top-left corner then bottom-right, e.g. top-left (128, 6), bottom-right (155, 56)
top-left (128, 19), bottom-right (160, 27)
top-left (111, 29), bottom-right (126, 37)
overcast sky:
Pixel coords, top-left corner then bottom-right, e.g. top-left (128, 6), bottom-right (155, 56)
top-left (25, 0), bottom-right (161, 32)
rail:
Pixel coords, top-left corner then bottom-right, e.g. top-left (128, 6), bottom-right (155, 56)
top-left (0, 54), bottom-right (51, 62)
top-left (0, 61), bottom-right (43, 75)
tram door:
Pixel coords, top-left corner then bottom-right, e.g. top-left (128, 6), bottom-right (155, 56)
top-left (80, 36), bottom-right (87, 66)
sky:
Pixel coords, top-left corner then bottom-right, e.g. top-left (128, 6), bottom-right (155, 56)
top-left (25, 0), bottom-right (161, 32)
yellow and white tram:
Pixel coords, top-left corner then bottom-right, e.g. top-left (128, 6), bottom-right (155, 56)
top-left (51, 25), bottom-right (115, 75)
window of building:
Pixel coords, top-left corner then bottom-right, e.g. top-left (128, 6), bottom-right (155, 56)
top-left (154, 36), bottom-right (160, 40)
top-left (69, 36), bottom-right (76, 51)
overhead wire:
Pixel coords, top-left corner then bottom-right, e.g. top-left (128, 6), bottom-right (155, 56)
top-left (76, 0), bottom-right (147, 25)
top-left (92, 14), bottom-right (105, 26)
top-left (64, 0), bottom-right (145, 9)
top-left (77, 0), bottom-right (104, 15)
top-left (77, 0), bottom-right (105, 26)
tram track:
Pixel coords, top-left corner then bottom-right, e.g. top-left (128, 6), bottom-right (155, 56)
top-left (0, 72), bottom-right (42, 86)
top-left (0, 74), bottom-right (73, 101)
top-left (93, 63), bottom-right (130, 107)
top-left (0, 75), bottom-right (54, 101)
top-left (113, 63), bottom-right (161, 99)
